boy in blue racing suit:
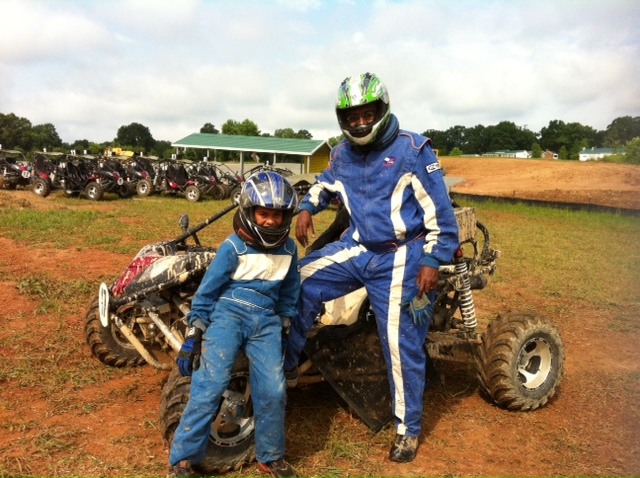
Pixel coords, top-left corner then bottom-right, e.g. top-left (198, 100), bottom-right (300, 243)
top-left (284, 72), bottom-right (459, 463)
top-left (168, 171), bottom-right (300, 478)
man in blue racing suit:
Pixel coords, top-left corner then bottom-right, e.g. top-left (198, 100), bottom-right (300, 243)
top-left (284, 72), bottom-right (459, 463)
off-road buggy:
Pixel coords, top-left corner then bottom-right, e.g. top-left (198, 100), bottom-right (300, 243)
top-left (184, 161), bottom-right (226, 200)
top-left (123, 155), bottom-right (158, 197)
top-left (155, 161), bottom-right (202, 202)
top-left (31, 151), bottom-right (66, 197)
top-left (56, 155), bottom-right (102, 199)
top-left (83, 200), bottom-right (564, 474)
top-left (0, 149), bottom-right (32, 190)
top-left (92, 157), bottom-right (134, 199)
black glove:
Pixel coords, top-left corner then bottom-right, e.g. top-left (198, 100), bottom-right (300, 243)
top-left (176, 326), bottom-right (203, 376)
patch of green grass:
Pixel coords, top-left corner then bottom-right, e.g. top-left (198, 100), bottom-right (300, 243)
top-left (17, 274), bottom-right (95, 316)
top-left (457, 199), bottom-right (640, 313)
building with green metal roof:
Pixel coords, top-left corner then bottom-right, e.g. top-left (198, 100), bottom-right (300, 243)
top-left (172, 133), bottom-right (331, 175)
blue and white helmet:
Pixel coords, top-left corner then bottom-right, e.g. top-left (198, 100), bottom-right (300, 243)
top-left (235, 171), bottom-right (299, 249)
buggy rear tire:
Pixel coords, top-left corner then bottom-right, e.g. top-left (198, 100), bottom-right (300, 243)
top-left (136, 178), bottom-right (154, 196)
top-left (159, 354), bottom-right (256, 473)
top-left (117, 183), bottom-right (134, 199)
top-left (85, 181), bottom-right (104, 201)
top-left (32, 178), bottom-right (51, 198)
top-left (185, 185), bottom-right (201, 202)
top-left (208, 184), bottom-right (225, 200)
top-left (477, 312), bottom-right (564, 411)
top-left (84, 297), bottom-right (146, 367)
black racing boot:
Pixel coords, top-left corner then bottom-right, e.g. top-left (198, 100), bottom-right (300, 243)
top-left (284, 367), bottom-right (298, 388)
top-left (389, 434), bottom-right (419, 463)
top-left (167, 460), bottom-right (193, 478)
top-left (259, 457), bottom-right (298, 477)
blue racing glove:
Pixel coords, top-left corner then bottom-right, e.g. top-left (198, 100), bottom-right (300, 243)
top-left (402, 286), bottom-right (434, 326)
top-left (176, 326), bottom-right (203, 376)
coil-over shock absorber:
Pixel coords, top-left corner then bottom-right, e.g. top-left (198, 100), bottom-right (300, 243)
top-left (453, 249), bottom-right (477, 331)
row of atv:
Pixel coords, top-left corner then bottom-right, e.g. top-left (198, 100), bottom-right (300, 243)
top-left (2, 148), bottom-right (297, 202)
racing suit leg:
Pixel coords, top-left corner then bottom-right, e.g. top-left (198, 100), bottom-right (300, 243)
top-left (244, 311), bottom-right (287, 463)
top-left (284, 239), bottom-right (365, 371)
top-left (169, 306), bottom-right (243, 465)
top-left (363, 240), bottom-right (432, 437)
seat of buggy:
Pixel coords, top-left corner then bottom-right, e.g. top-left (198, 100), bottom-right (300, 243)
top-left (166, 164), bottom-right (190, 186)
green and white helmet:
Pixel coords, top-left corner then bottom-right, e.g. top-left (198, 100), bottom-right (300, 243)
top-left (336, 72), bottom-right (391, 146)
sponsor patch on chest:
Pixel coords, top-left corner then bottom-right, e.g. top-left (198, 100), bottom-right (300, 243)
top-left (426, 162), bottom-right (441, 174)
top-left (383, 156), bottom-right (397, 167)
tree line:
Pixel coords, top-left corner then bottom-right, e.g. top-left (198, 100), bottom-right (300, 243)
top-left (1, 111), bottom-right (639, 163)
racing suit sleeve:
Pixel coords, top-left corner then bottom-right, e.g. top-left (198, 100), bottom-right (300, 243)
top-left (274, 240), bottom-right (300, 320)
top-left (411, 144), bottom-right (459, 268)
top-left (187, 238), bottom-right (238, 329)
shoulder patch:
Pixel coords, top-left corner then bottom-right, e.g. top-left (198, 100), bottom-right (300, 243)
top-left (426, 162), bottom-right (441, 174)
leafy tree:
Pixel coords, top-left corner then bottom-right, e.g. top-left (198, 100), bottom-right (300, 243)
top-left (531, 143), bottom-right (542, 159)
top-left (221, 119), bottom-right (260, 136)
top-left (31, 123), bottom-right (62, 151)
top-left (274, 128), bottom-right (313, 140)
top-left (328, 135), bottom-right (344, 147)
top-left (422, 129), bottom-right (449, 155)
top-left (624, 137), bottom-right (640, 165)
top-left (115, 122), bottom-right (155, 152)
top-left (540, 120), bottom-right (598, 158)
top-left (604, 116), bottom-right (640, 148)
top-left (151, 140), bottom-right (173, 159)
top-left (200, 123), bottom-right (219, 134)
top-left (464, 125), bottom-right (489, 155)
top-left (559, 146), bottom-right (569, 160)
top-left (0, 113), bottom-right (32, 150)
top-left (450, 147), bottom-right (463, 157)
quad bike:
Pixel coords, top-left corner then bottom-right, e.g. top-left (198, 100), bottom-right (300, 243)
top-left (0, 149), bottom-right (32, 190)
top-left (84, 202), bottom-right (564, 474)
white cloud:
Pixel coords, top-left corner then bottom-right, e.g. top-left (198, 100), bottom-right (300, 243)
top-left (0, 0), bottom-right (638, 144)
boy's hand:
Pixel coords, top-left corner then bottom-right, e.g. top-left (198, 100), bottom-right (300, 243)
top-left (176, 326), bottom-right (203, 376)
top-left (295, 210), bottom-right (315, 247)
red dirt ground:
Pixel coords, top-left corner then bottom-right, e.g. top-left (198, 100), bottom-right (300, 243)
top-left (1, 157), bottom-right (639, 477)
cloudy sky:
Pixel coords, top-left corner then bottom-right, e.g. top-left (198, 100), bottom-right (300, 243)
top-left (1, 0), bottom-right (639, 145)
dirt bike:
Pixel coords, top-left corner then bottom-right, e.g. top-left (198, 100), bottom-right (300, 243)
top-left (84, 203), bottom-right (565, 474)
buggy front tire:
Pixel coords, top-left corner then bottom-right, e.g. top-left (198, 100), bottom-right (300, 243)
top-left (185, 185), bottom-right (201, 202)
top-left (159, 354), bottom-right (256, 473)
top-left (477, 312), bottom-right (564, 411)
top-left (85, 181), bottom-right (104, 201)
top-left (32, 178), bottom-right (51, 197)
top-left (136, 178), bottom-right (154, 196)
